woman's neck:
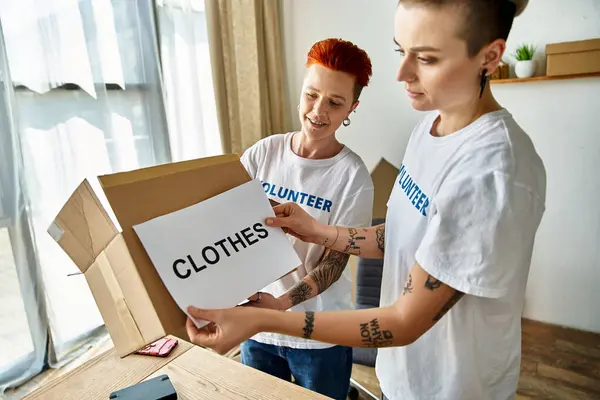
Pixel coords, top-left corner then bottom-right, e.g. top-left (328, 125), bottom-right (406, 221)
top-left (292, 131), bottom-right (344, 159)
top-left (434, 86), bottom-right (503, 137)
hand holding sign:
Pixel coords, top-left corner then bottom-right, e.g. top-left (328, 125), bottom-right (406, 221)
top-left (133, 180), bottom-right (301, 328)
top-left (266, 202), bottom-right (328, 244)
top-left (185, 306), bottom-right (261, 355)
top-left (245, 292), bottom-right (287, 311)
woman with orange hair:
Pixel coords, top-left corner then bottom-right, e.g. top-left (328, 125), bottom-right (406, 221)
top-left (234, 38), bottom-right (375, 399)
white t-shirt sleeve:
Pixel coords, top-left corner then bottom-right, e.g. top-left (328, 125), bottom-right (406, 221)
top-left (415, 171), bottom-right (539, 299)
top-left (332, 186), bottom-right (374, 229)
top-left (240, 142), bottom-right (262, 179)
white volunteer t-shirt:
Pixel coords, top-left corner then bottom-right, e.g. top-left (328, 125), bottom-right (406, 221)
top-left (241, 132), bottom-right (374, 349)
top-left (377, 109), bottom-right (546, 400)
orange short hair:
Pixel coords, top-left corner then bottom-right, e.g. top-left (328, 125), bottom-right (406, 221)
top-left (305, 38), bottom-right (373, 102)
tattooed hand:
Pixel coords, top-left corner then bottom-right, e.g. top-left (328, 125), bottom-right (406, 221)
top-left (186, 306), bottom-right (262, 355)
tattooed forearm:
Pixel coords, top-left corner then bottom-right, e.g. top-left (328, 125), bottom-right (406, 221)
top-left (309, 251), bottom-right (350, 294)
top-left (326, 225), bottom-right (386, 259)
top-left (343, 228), bottom-right (365, 256)
top-left (403, 273), bottom-right (413, 295)
top-left (424, 275), bottom-right (442, 291)
top-left (285, 251), bottom-right (348, 307)
top-left (289, 281), bottom-right (313, 306)
top-left (376, 225), bottom-right (385, 253)
top-left (433, 291), bottom-right (465, 322)
top-left (359, 318), bottom-right (394, 348)
top-left (303, 311), bottom-right (315, 339)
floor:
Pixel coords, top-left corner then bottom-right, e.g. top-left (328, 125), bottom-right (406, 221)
top-left (348, 318), bottom-right (600, 400)
top-left (517, 318), bottom-right (600, 399)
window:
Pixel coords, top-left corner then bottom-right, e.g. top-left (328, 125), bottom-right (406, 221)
top-left (0, 227), bottom-right (34, 375)
top-left (0, 0), bottom-right (220, 391)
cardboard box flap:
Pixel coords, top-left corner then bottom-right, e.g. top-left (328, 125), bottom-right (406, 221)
top-left (546, 38), bottom-right (600, 55)
top-left (86, 251), bottom-right (145, 356)
top-left (50, 179), bottom-right (119, 273)
top-left (97, 154), bottom-right (249, 231)
top-left (99, 154), bottom-right (243, 189)
top-left (104, 234), bottom-right (164, 346)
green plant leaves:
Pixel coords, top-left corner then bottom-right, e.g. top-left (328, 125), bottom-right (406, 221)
top-left (513, 44), bottom-right (536, 61)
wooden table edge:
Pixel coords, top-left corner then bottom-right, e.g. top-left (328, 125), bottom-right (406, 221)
top-left (22, 336), bottom-right (193, 400)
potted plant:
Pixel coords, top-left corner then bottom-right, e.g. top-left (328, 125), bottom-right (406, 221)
top-left (513, 44), bottom-right (537, 78)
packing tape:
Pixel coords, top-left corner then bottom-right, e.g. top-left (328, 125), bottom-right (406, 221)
top-left (48, 222), bottom-right (64, 242)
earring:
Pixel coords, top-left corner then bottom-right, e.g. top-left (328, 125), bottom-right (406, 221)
top-left (479, 68), bottom-right (488, 98)
top-left (343, 118), bottom-right (351, 127)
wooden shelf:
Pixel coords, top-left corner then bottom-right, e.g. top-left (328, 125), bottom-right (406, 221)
top-left (491, 71), bottom-right (600, 84)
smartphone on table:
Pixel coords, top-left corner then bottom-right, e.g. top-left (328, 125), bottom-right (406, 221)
top-left (134, 337), bottom-right (178, 357)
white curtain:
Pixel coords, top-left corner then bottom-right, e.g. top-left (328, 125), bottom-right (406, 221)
top-left (0, 0), bottom-right (171, 391)
top-left (2, 0), bottom-right (127, 96)
top-left (157, 0), bottom-right (222, 161)
top-left (0, 24), bottom-right (48, 392)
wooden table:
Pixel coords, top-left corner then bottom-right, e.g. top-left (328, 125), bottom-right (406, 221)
top-left (24, 337), bottom-right (329, 399)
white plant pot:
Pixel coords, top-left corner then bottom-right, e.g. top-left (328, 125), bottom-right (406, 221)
top-left (515, 60), bottom-right (537, 78)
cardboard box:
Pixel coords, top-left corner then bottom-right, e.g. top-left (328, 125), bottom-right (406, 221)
top-left (48, 155), bottom-right (251, 357)
top-left (350, 157), bottom-right (399, 303)
top-left (546, 38), bottom-right (600, 76)
top-left (490, 63), bottom-right (510, 80)
top-left (370, 158), bottom-right (399, 220)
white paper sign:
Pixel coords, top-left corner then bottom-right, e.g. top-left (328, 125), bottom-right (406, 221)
top-left (133, 179), bottom-right (301, 327)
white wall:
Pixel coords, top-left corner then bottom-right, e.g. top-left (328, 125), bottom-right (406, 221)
top-left (282, 0), bottom-right (600, 333)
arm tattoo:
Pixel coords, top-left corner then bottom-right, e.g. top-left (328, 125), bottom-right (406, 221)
top-left (433, 291), bottom-right (465, 322)
top-left (402, 273), bottom-right (413, 295)
top-left (424, 275), bottom-right (442, 291)
top-left (309, 251), bottom-right (350, 294)
top-left (376, 225), bottom-right (385, 253)
top-left (343, 228), bottom-right (364, 256)
top-left (289, 281), bottom-right (313, 306)
top-left (359, 318), bottom-right (394, 348)
top-left (303, 311), bottom-right (315, 339)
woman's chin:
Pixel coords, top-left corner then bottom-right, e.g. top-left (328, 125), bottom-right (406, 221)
top-left (408, 97), bottom-right (435, 112)
top-left (301, 125), bottom-right (335, 140)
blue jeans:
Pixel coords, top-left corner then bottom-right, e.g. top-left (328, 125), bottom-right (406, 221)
top-left (240, 339), bottom-right (352, 400)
